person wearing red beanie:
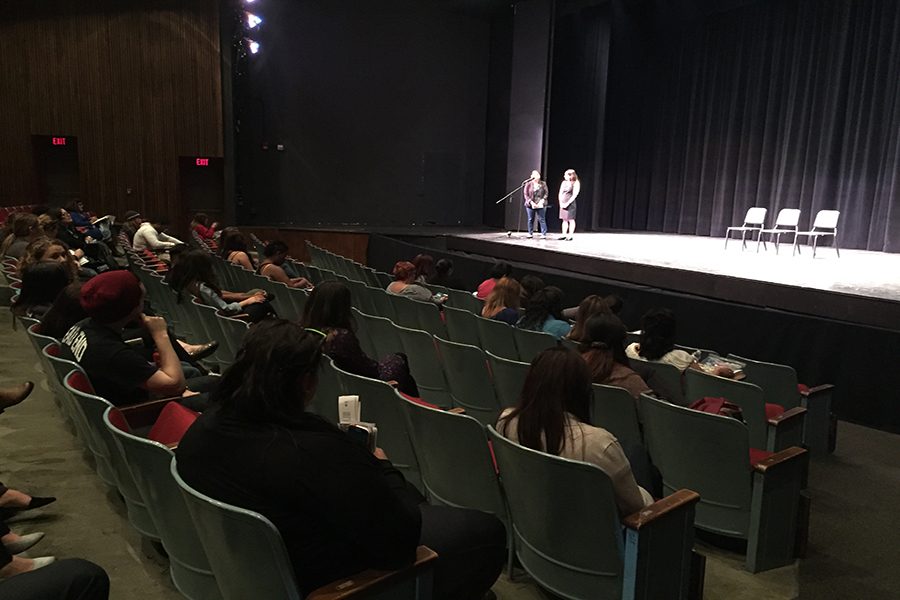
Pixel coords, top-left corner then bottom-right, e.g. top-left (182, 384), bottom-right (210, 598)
top-left (60, 270), bottom-right (209, 409)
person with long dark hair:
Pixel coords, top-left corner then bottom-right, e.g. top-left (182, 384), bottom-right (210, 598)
top-left (557, 169), bottom-right (580, 240)
top-left (11, 263), bottom-right (72, 320)
top-left (217, 227), bottom-right (255, 270)
top-left (176, 319), bottom-right (505, 600)
top-left (496, 347), bottom-right (652, 515)
top-left (580, 314), bottom-right (650, 399)
top-left (168, 249), bottom-right (270, 321)
top-left (626, 308), bottom-right (733, 377)
top-left (257, 241), bottom-right (313, 289)
top-left (302, 281), bottom-right (418, 396)
top-left (516, 285), bottom-right (571, 339)
top-left (565, 294), bottom-right (611, 344)
top-left (427, 258), bottom-right (465, 290)
top-left (411, 254), bottom-right (435, 284)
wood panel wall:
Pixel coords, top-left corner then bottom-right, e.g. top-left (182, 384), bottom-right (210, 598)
top-left (0, 0), bottom-right (222, 238)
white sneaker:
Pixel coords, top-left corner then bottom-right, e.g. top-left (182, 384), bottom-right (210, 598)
top-left (527, 234), bottom-right (533, 238)
top-left (540, 234), bottom-right (547, 239)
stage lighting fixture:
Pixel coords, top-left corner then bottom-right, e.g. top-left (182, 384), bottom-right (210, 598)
top-left (244, 0), bottom-right (256, 3)
top-left (246, 38), bottom-right (260, 54)
top-left (246, 12), bottom-right (262, 28)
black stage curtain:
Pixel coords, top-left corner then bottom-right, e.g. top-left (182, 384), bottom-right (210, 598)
top-left (599, 0), bottom-right (900, 251)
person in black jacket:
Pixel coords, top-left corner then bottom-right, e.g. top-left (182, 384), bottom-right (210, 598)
top-left (176, 320), bottom-right (505, 599)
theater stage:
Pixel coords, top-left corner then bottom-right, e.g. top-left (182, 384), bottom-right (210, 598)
top-left (440, 230), bottom-right (900, 331)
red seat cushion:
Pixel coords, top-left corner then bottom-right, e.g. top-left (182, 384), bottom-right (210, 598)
top-left (749, 447), bottom-right (774, 466)
top-left (397, 391), bottom-right (439, 409)
top-left (147, 401), bottom-right (199, 446)
top-left (797, 383), bottom-right (810, 394)
top-left (107, 408), bottom-right (131, 433)
top-left (765, 403), bottom-right (785, 420)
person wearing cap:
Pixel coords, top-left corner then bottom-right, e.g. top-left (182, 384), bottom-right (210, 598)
top-left (60, 270), bottom-right (210, 409)
top-left (119, 211), bottom-right (142, 244)
top-left (132, 216), bottom-right (183, 253)
top-left (523, 170), bottom-right (549, 239)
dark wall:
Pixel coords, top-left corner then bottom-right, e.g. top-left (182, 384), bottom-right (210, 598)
top-left (234, 0), bottom-right (491, 228)
top-left (0, 0), bottom-right (223, 232)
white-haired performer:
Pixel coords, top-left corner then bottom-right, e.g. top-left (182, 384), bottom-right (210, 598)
top-left (558, 169), bottom-right (580, 240)
top-left (523, 170), bottom-right (549, 238)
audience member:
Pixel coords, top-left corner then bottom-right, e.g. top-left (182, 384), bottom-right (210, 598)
top-left (0, 558), bottom-right (109, 600)
top-left (1, 213), bottom-right (40, 259)
top-left (11, 263), bottom-right (72, 320)
top-left (427, 258), bottom-right (465, 290)
top-left (65, 200), bottom-right (106, 241)
top-left (257, 241), bottom-right (313, 289)
top-left (496, 347), bottom-right (653, 515)
top-left (17, 238), bottom-right (79, 281)
top-left (518, 274), bottom-right (545, 305)
top-left (132, 216), bottom-right (183, 252)
top-left (302, 281), bottom-right (419, 396)
top-left (119, 211), bottom-right (142, 243)
top-left (579, 314), bottom-right (650, 399)
top-left (565, 294), bottom-right (611, 342)
top-left (190, 213), bottom-right (218, 240)
top-left (59, 270), bottom-right (213, 410)
top-left (475, 262), bottom-right (512, 300)
top-left (177, 320), bottom-right (505, 600)
top-left (412, 254), bottom-right (435, 284)
top-left (387, 261), bottom-right (443, 304)
top-left (481, 276), bottom-right (521, 325)
top-left (168, 249), bottom-right (270, 322)
top-left (516, 285), bottom-right (571, 339)
top-left (626, 308), bottom-right (733, 377)
top-left (218, 227), bottom-right (255, 270)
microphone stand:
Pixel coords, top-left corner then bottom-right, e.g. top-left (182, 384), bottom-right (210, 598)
top-left (495, 181), bottom-right (529, 238)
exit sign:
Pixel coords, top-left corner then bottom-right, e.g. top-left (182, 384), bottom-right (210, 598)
top-left (52, 137), bottom-right (67, 146)
top-left (195, 158), bottom-right (209, 166)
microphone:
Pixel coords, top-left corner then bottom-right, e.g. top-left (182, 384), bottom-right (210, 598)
top-left (522, 178), bottom-right (531, 185)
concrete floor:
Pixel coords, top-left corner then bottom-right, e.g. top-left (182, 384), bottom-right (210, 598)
top-left (2, 309), bottom-right (895, 599)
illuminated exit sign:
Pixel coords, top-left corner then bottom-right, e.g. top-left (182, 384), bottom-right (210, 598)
top-left (51, 137), bottom-right (67, 146)
top-left (195, 158), bottom-right (209, 166)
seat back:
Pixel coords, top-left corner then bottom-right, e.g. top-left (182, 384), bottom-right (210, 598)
top-left (743, 207), bottom-right (767, 226)
top-left (394, 324), bottom-right (451, 408)
top-left (215, 314), bottom-right (250, 366)
top-left (357, 311), bottom-right (404, 360)
top-left (486, 351), bottom-right (530, 409)
top-left (402, 399), bottom-right (507, 523)
top-left (387, 294), bottom-right (420, 330)
top-left (410, 298), bottom-right (447, 339)
top-left (684, 369), bottom-right (767, 450)
top-left (487, 427), bottom-right (625, 599)
top-left (446, 288), bottom-right (484, 314)
top-left (589, 384), bottom-right (643, 451)
top-left (308, 356), bottom-right (344, 424)
top-left (344, 278), bottom-right (377, 315)
top-left (171, 458), bottom-right (303, 600)
top-left (629, 358), bottom-right (685, 405)
top-left (772, 208), bottom-right (801, 228)
top-left (638, 394), bottom-right (752, 539)
top-left (811, 209), bottom-right (840, 230)
top-left (64, 370), bottom-right (159, 540)
top-left (368, 287), bottom-right (397, 321)
top-left (442, 305), bottom-right (480, 346)
top-left (727, 353), bottom-right (800, 410)
top-left (105, 409), bottom-right (220, 599)
top-left (336, 370), bottom-right (422, 491)
top-left (434, 336), bottom-right (500, 426)
top-left (512, 327), bottom-right (557, 362)
top-left (284, 287), bottom-right (309, 320)
top-left (474, 315), bottom-right (518, 360)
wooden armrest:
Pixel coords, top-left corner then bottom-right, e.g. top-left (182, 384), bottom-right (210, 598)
top-left (307, 545), bottom-right (438, 600)
top-left (622, 489), bottom-right (700, 530)
top-left (385, 380), bottom-right (400, 388)
top-left (447, 407), bottom-right (466, 414)
top-left (768, 406), bottom-right (807, 426)
top-left (801, 384), bottom-right (834, 397)
top-left (753, 446), bottom-right (807, 474)
top-left (119, 397), bottom-right (179, 429)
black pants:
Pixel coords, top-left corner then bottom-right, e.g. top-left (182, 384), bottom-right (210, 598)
top-left (419, 504), bottom-right (506, 600)
top-left (0, 559), bottom-right (109, 600)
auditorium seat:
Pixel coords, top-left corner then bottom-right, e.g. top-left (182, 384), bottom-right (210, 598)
top-left (638, 393), bottom-right (807, 573)
top-left (307, 356), bottom-right (344, 424)
top-left (727, 353), bottom-right (835, 455)
top-left (214, 313), bottom-right (250, 366)
top-left (434, 336), bottom-right (501, 426)
top-left (792, 209), bottom-right (840, 258)
top-left (368, 286), bottom-right (398, 321)
top-left (488, 425), bottom-right (700, 598)
top-left (171, 458), bottom-right (439, 600)
top-left (401, 398), bottom-right (513, 574)
top-left (104, 407), bottom-right (220, 600)
top-left (756, 208), bottom-right (801, 254)
top-left (387, 293), bottom-right (421, 330)
top-left (409, 297), bottom-right (447, 339)
top-left (474, 314), bottom-right (518, 360)
top-left (394, 324), bottom-right (452, 408)
top-left (589, 384), bottom-right (643, 452)
top-left (344, 277), bottom-right (378, 315)
top-left (628, 358), bottom-right (686, 406)
top-left (356, 311), bottom-right (405, 361)
top-left (684, 369), bottom-right (806, 452)
top-left (64, 370), bottom-right (160, 541)
top-left (512, 327), bottom-right (557, 362)
top-left (442, 305), bottom-right (480, 347)
top-left (446, 287), bottom-right (484, 314)
top-left (485, 351), bottom-right (529, 410)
